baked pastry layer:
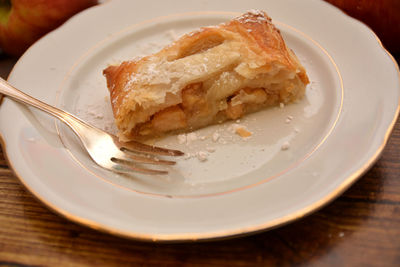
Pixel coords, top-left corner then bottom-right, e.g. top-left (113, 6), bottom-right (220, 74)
top-left (103, 10), bottom-right (309, 140)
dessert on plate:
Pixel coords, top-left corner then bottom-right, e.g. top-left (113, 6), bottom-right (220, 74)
top-left (103, 10), bottom-right (309, 140)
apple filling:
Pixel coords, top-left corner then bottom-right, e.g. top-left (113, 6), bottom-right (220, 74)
top-left (133, 81), bottom-right (300, 137)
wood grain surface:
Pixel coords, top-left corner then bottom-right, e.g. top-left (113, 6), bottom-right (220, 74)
top-left (0, 1), bottom-right (399, 266)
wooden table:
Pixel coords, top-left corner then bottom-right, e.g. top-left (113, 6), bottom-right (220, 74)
top-left (1, 1), bottom-right (399, 266)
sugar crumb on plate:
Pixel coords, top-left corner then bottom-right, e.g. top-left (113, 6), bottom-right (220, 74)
top-left (281, 141), bottom-right (290, 150)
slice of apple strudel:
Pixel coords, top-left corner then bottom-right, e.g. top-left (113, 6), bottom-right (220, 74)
top-left (103, 10), bottom-right (309, 141)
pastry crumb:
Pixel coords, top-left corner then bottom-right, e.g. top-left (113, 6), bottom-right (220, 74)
top-left (285, 115), bottom-right (293, 124)
top-left (206, 147), bottom-right (216, 153)
top-left (219, 139), bottom-right (227, 145)
top-left (281, 141), bottom-right (290, 150)
top-left (229, 123), bottom-right (252, 138)
top-left (212, 132), bottom-right (220, 142)
top-left (236, 127), bottom-right (252, 138)
top-left (186, 132), bottom-right (198, 144)
top-left (176, 121), bottom-right (255, 164)
top-left (196, 151), bottom-right (208, 161)
top-left (184, 153), bottom-right (193, 160)
top-left (177, 134), bottom-right (187, 144)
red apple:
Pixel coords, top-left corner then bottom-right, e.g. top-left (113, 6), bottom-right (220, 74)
top-left (0, 0), bottom-right (98, 57)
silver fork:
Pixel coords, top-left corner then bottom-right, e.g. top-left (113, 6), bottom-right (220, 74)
top-left (0, 77), bottom-right (183, 175)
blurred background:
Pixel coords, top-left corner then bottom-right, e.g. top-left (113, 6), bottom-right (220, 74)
top-left (0, 0), bottom-right (399, 66)
top-left (325, 0), bottom-right (399, 61)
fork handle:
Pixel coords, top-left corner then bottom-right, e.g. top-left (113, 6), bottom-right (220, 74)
top-left (0, 77), bottom-right (90, 130)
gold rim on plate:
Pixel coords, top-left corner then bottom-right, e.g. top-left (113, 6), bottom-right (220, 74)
top-left (0, 9), bottom-right (399, 242)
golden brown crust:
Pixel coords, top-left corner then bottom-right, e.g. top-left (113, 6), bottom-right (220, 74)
top-left (103, 10), bottom-right (309, 140)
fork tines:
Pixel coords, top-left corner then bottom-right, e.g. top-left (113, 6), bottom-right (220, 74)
top-left (119, 140), bottom-right (184, 156)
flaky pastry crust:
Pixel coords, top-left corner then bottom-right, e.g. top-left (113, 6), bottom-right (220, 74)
top-left (103, 10), bottom-right (309, 140)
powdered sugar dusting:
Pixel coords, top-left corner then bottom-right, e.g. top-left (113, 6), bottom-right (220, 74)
top-left (76, 94), bottom-right (117, 134)
top-left (186, 132), bottom-right (198, 144)
top-left (235, 9), bottom-right (270, 24)
top-left (177, 134), bottom-right (187, 144)
top-left (174, 120), bottom-right (255, 162)
top-left (165, 29), bottom-right (178, 42)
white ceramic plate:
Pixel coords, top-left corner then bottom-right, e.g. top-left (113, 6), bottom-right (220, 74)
top-left (0, 0), bottom-right (399, 241)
